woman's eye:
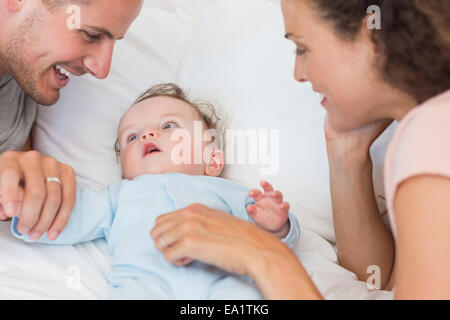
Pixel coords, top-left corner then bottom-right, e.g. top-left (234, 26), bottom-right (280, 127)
top-left (127, 134), bottom-right (137, 144)
top-left (163, 122), bottom-right (178, 129)
top-left (294, 48), bottom-right (306, 56)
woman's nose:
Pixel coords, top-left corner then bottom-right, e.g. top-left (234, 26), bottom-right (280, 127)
top-left (140, 129), bottom-right (158, 141)
top-left (294, 58), bottom-right (309, 83)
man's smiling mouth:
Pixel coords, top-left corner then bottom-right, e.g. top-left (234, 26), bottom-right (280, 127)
top-left (52, 64), bottom-right (85, 89)
top-left (54, 65), bottom-right (71, 78)
top-left (52, 65), bottom-right (70, 88)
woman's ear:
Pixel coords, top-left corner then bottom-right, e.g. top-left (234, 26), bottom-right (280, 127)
top-left (360, 14), bottom-right (378, 44)
top-left (357, 14), bottom-right (379, 61)
top-left (204, 149), bottom-right (224, 177)
top-left (4, 0), bottom-right (25, 12)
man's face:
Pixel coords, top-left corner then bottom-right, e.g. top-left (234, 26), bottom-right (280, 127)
top-left (1, 0), bottom-right (143, 106)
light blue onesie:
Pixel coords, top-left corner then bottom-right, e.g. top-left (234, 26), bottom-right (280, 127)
top-left (11, 173), bottom-right (300, 300)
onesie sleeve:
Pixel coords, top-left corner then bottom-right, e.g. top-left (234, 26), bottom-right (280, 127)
top-left (11, 185), bottom-right (118, 245)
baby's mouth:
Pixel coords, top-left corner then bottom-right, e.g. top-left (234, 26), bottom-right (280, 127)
top-left (142, 142), bottom-right (162, 157)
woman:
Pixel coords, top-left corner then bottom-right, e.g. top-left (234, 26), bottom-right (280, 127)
top-left (151, 0), bottom-right (450, 299)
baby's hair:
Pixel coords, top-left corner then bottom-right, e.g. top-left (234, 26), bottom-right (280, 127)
top-left (114, 83), bottom-right (221, 161)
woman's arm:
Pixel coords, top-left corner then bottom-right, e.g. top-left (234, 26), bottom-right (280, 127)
top-left (328, 149), bottom-right (394, 288)
top-left (394, 175), bottom-right (450, 299)
top-left (249, 237), bottom-right (322, 299)
top-left (326, 118), bottom-right (395, 288)
top-left (150, 204), bottom-right (322, 299)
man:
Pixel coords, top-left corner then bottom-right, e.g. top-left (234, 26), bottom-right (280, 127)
top-left (0, 0), bottom-right (143, 241)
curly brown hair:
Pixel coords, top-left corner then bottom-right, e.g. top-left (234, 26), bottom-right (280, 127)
top-left (308, 0), bottom-right (450, 104)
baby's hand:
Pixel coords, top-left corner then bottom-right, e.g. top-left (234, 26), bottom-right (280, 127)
top-left (247, 181), bottom-right (290, 238)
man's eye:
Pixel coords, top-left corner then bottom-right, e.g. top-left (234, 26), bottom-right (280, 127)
top-left (163, 122), bottom-right (178, 129)
top-left (127, 134), bottom-right (137, 144)
top-left (81, 30), bottom-right (101, 43)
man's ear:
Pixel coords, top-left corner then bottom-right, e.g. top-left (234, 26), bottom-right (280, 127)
top-left (204, 149), bottom-right (224, 177)
top-left (4, 0), bottom-right (25, 12)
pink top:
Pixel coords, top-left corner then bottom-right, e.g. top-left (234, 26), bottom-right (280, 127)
top-left (384, 90), bottom-right (450, 237)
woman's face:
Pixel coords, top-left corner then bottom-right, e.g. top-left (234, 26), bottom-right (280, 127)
top-left (281, 0), bottom-right (412, 131)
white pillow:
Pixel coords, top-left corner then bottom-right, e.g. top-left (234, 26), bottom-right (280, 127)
top-left (176, 0), bottom-right (395, 242)
top-left (33, 4), bottom-right (197, 189)
top-left (144, 0), bottom-right (176, 12)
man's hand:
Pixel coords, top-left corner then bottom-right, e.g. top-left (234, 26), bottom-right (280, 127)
top-left (0, 151), bottom-right (76, 240)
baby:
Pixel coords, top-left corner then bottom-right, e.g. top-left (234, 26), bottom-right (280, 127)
top-left (11, 83), bottom-right (299, 300)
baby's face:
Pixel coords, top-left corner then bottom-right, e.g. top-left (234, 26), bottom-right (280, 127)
top-left (118, 96), bottom-right (216, 180)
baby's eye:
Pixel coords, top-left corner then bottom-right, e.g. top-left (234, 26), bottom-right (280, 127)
top-left (127, 134), bottom-right (138, 144)
top-left (163, 122), bottom-right (178, 130)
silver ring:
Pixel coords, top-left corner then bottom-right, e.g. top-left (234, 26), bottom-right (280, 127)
top-left (46, 177), bottom-right (61, 185)
top-left (160, 236), bottom-right (168, 249)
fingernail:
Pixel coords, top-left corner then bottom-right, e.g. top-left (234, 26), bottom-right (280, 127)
top-left (5, 202), bottom-right (16, 216)
top-left (30, 233), bottom-right (41, 241)
top-left (18, 225), bottom-right (30, 234)
top-left (48, 231), bottom-right (59, 240)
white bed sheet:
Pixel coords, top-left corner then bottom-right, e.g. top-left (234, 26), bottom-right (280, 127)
top-left (0, 221), bottom-right (392, 300)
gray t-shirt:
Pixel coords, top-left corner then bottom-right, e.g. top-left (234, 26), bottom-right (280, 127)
top-left (0, 74), bottom-right (37, 153)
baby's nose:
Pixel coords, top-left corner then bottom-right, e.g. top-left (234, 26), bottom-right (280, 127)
top-left (140, 129), bottom-right (158, 141)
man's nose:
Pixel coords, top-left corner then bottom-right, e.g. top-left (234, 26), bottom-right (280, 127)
top-left (140, 128), bottom-right (158, 141)
top-left (83, 40), bottom-right (115, 80)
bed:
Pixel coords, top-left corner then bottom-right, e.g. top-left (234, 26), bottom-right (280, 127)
top-left (0, 0), bottom-right (395, 300)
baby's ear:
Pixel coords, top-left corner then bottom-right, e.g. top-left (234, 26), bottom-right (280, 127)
top-left (204, 149), bottom-right (224, 177)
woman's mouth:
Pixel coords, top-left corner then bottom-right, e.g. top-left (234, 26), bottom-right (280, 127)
top-left (142, 143), bottom-right (162, 157)
top-left (318, 93), bottom-right (327, 106)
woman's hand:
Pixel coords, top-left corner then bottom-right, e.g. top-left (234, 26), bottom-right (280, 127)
top-left (0, 151), bottom-right (77, 241)
top-left (324, 115), bottom-right (393, 161)
top-left (150, 204), bottom-right (321, 299)
top-left (151, 204), bottom-right (277, 274)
